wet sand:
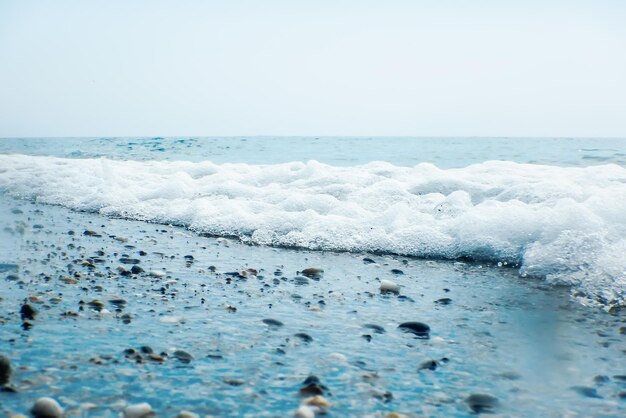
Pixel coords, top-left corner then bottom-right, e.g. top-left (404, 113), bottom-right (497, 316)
top-left (1, 194), bottom-right (626, 417)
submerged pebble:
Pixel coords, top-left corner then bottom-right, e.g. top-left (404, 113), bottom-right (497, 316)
top-left (398, 321), bottom-right (430, 338)
top-left (0, 355), bottom-right (11, 385)
top-left (123, 402), bottom-right (154, 418)
top-left (380, 279), bottom-right (400, 294)
top-left (31, 397), bottom-right (64, 418)
top-left (465, 393), bottom-right (498, 413)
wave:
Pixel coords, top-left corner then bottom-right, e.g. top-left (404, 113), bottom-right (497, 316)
top-left (1, 154), bottom-right (625, 309)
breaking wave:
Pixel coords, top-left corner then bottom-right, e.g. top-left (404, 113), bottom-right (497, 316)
top-left (1, 154), bottom-right (625, 308)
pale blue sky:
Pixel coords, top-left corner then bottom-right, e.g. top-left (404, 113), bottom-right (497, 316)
top-left (1, 0), bottom-right (625, 137)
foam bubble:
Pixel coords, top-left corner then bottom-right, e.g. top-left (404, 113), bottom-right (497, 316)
top-left (1, 154), bottom-right (625, 308)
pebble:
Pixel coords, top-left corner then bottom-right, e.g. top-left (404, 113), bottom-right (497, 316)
top-left (130, 265), bottom-right (144, 274)
top-left (119, 258), bottom-right (141, 265)
top-left (294, 405), bottom-right (315, 418)
top-left (300, 267), bottom-right (323, 278)
top-left (386, 414), bottom-right (409, 418)
top-left (570, 386), bottom-right (602, 398)
top-left (398, 321), bottom-right (431, 338)
top-left (262, 318), bottom-right (284, 327)
top-left (391, 269), bottom-right (404, 275)
top-left (31, 397), bottom-right (64, 418)
top-left (418, 359), bottom-right (438, 371)
top-left (123, 402), bottom-right (154, 418)
top-left (20, 303), bottom-right (37, 320)
top-left (380, 279), bottom-right (400, 294)
top-left (176, 412), bottom-right (199, 418)
top-left (149, 270), bottom-right (165, 278)
top-left (294, 333), bottom-right (313, 343)
top-left (159, 315), bottom-right (184, 324)
top-left (173, 350), bottom-right (193, 363)
top-left (303, 395), bottom-right (330, 409)
top-left (435, 298), bottom-right (452, 305)
top-left (363, 324), bottom-right (385, 334)
top-left (0, 355), bottom-right (11, 385)
top-left (465, 393), bottom-right (498, 413)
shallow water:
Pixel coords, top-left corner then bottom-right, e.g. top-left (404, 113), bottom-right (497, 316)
top-left (1, 194), bottom-right (626, 417)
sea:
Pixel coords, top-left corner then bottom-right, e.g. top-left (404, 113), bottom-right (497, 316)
top-left (1, 136), bottom-right (626, 417)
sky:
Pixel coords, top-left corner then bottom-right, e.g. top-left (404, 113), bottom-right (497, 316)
top-left (0, 0), bottom-right (625, 138)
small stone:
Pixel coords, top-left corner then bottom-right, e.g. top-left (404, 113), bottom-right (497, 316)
top-left (294, 333), bottom-right (313, 343)
top-left (418, 359), bottom-right (438, 371)
top-left (363, 324), bottom-right (385, 334)
top-left (362, 257), bottom-right (376, 264)
top-left (83, 230), bottom-right (101, 237)
top-left (398, 322), bottom-right (430, 338)
top-left (130, 266), bottom-right (144, 274)
top-left (300, 267), bottom-right (323, 278)
top-left (262, 318), bottom-right (284, 327)
top-left (119, 258), bottom-right (141, 265)
top-left (593, 375), bottom-right (610, 384)
top-left (0, 355), bottom-right (11, 385)
top-left (386, 413), bottom-right (409, 418)
top-left (391, 269), bottom-right (404, 275)
top-left (20, 303), bottom-right (37, 320)
top-left (380, 279), bottom-right (400, 294)
top-left (87, 300), bottom-right (105, 311)
top-left (466, 393), bottom-right (498, 413)
top-left (293, 276), bottom-right (310, 286)
top-left (570, 386), bottom-right (602, 399)
top-left (31, 397), bottom-right (64, 418)
top-left (173, 350), bottom-right (193, 363)
top-left (435, 298), bottom-right (452, 305)
top-left (149, 270), bottom-right (165, 278)
top-left (123, 402), bottom-right (154, 418)
top-left (140, 346), bottom-right (153, 354)
top-left (303, 395), bottom-right (330, 409)
top-left (294, 405), bottom-right (315, 418)
top-left (176, 412), bottom-right (199, 418)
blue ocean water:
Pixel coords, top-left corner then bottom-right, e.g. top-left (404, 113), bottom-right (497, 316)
top-left (1, 136), bottom-right (626, 167)
top-left (1, 137), bottom-right (626, 417)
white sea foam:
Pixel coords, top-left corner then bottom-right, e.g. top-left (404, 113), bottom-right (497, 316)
top-left (1, 154), bottom-right (625, 308)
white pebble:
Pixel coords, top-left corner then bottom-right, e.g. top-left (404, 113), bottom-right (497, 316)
top-left (176, 411), bottom-right (199, 418)
top-left (149, 270), bottom-right (165, 278)
top-left (123, 402), bottom-right (154, 418)
top-left (328, 352), bottom-right (348, 362)
top-left (31, 397), bottom-right (64, 418)
top-left (294, 405), bottom-right (315, 418)
top-left (380, 279), bottom-right (400, 293)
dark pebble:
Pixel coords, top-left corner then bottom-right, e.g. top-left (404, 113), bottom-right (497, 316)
top-left (299, 375), bottom-right (327, 396)
top-left (262, 319), bottom-right (284, 327)
top-left (6, 274), bottom-right (19, 281)
top-left (418, 360), bottom-right (438, 371)
top-left (0, 355), bottom-right (11, 385)
top-left (570, 386), bottom-right (602, 398)
top-left (613, 375), bottom-right (626, 382)
top-left (391, 269), bottom-right (404, 275)
top-left (294, 333), bottom-right (313, 343)
top-left (362, 257), bottom-right (376, 264)
top-left (140, 346), bottom-right (154, 354)
top-left (363, 324), bottom-right (386, 334)
top-left (362, 334), bottom-right (372, 342)
top-left (293, 276), bottom-right (309, 286)
top-left (435, 298), bottom-right (452, 305)
top-left (173, 350), bottom-right (193, 363)
top-left (594, 375), bottom-right (610, 384)
top-left (83, 230), bottom-right (101, 237)
top-left (130, 265), bottom-right (144, 274)
top-left (119, 258), bottom-right (141, 265)
top-left (398, 321), bottom-right (430, 338)
top-left (466, 393), bottom-right (498, 413)
top-left (20, 303), bottom-right (37, 321)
